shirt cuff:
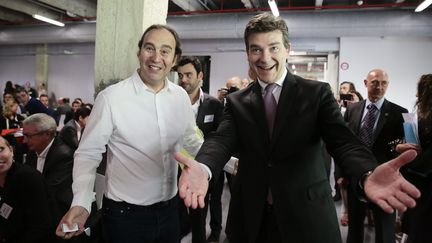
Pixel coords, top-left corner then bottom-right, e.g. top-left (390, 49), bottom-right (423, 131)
top-left (199, 163), bottom-right (212, 180)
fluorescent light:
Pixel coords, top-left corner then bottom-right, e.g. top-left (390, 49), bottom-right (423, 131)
top-left (32, 14), bottom-right (65, 27)
top-left (415, 0), bottom-right (432, 12)
top-left (268, 0), bottom-right (280, 17)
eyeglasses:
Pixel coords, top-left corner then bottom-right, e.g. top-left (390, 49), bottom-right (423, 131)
top-left (369, 80), bottom-right (388, 87)
top-left (23, 130), bottom-right (47, 138)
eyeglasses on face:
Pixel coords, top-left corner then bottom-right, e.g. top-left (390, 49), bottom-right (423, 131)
top-left (23, 130), bottom-right (47, 138)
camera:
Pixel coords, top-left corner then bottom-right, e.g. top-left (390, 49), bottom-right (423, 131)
top-left (223, 86), bottom-right (239, 94)
top-left (340, 93), bottom-right (353, 101)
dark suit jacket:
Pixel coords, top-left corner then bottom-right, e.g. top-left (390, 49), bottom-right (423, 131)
top-left (26, 137), bottom-right (75, 218)
top-left (0, 163), bottom-right (55, 243)
top-left (401, 121), bottom-right (432, 242)
top-left (196, 93), bottom-right (224, 137)
top-left (196, 72), bottom-right (378, 243)
top-left (344, 99), bottom-right (407, 163)
top-left (24, 97), bottom-right (53, 117)
top-left (58, 119), bottom-right (80, 149)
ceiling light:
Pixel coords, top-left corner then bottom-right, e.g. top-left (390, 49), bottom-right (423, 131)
top-left (415, 0), bottom-right (432, 12)
top-left (268, 0), bottom-right (280, 17)
top-left (32, 14), bottom-right (65, 27)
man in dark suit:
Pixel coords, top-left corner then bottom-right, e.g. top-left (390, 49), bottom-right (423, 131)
top-left (176, 56), bottom-right (224, 243)
top-left (22, 113), bottom-right (78, 242)
top-left (176, 13), bottom-right (420, 243)
top-left (58, 107), bottom-right (92, 150)
top-left (344, 69), bottom-right (407, 243)
top-left (15, 87), bottom-right (54, 117)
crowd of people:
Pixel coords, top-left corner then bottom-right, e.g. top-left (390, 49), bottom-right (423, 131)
top-left (0, 12), bottom-right (430, 243)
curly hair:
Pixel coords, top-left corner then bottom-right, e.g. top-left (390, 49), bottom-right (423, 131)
top-left (416, 74), bottom-right (432, 126)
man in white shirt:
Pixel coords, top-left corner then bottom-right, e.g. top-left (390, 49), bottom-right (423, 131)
top-left (56, 25), bottom-right (203, 243)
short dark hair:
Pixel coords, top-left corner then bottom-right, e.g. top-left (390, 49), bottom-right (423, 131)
top-left (74, 107), bottom-right (91, 122)
top-left (244, 13), bottom-right (289, 51)
top-left (39, 94), bottom-right (48, 99)
top-left (137, 24), bottom-right (182, 64)
top-left (72, 100), bottom-right (81, 106)
top-left (340, 81), bottom-right (356, 92)
top-left (14, 86), bottom-right (27, 94)
top-left (176, 56), bottom-right (202, 74)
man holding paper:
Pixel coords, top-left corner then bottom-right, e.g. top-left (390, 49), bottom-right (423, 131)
top-left (343, 68), bottom-right (408, 243)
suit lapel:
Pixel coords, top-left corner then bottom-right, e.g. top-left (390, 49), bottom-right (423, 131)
top-left (196, 96), bottom-right (206, 127)
top-left (271, 73), bottom-right (298, 146)
top-left (248, 82), bottom-right (269, 143)
top-left (374, 99), bottom-right (389, 141)
top-left (42, 138), bottom-right (56, 175)
top-left (351, 100), bottom-right (366, 134)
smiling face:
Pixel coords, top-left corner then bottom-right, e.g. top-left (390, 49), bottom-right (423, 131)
top-left (137, 28), bottom-right (178, 90)
top-left (247, 30), bottom-right (290, 84)
top-left (0, 138), bottom-right (13, 178)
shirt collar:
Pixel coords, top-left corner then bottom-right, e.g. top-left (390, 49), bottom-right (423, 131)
top-left (37, 138), bottom-right (55, 159)
top-left (366, 97), bottom-right (385, 110)
top-left (192, 88), bottom-right (204, 106)
top-left (74, 120), bottom-right (82, 132)
top-left (257, 68), bottom-right (287, 90)
top-left (132, 69), bottom-right (173, 94)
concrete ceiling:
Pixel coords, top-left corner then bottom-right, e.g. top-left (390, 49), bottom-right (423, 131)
top-left (0, 0), bottom-right (424, 26)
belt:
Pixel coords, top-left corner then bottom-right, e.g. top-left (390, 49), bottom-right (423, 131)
top-left (103, 196), bottom-right (177, 210)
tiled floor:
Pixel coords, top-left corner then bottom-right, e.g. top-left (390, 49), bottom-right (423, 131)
top-left (180, 167), bottom-right (379, 243)
top-left (180, 181), bottom-right (376, 243)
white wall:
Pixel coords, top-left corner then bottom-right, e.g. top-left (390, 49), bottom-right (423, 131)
top-left (0, 56), bottom-right (36, 87)
top-left (339, 37), bottom-right (432, 111)
top-left (48, 54), bottom-right (95, 103)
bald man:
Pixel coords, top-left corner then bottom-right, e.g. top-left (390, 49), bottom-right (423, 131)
top-left (343, 68), bottom-right (408, 243)
top-left (217, 76), bottom-right (241, 103)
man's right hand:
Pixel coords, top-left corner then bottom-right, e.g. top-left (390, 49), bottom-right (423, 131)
top-left (55, 206), bottom-right (89, 240)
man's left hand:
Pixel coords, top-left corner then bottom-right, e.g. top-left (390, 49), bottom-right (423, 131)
top-left (175, 152), bottom-right (209, 209)
top-left (364, 150), bottom-right (421, 214)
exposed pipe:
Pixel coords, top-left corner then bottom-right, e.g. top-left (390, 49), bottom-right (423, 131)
top-left (168, 2), bottom-right (419, 15)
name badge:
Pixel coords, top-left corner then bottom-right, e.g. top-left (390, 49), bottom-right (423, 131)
top-left (0, 203), bottom-right (13, 219)
top-left (204, 114), bottom-right (214, 123)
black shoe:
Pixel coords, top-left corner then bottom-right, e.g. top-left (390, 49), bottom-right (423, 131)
top-left (207, 231), bottom-right (220, 242)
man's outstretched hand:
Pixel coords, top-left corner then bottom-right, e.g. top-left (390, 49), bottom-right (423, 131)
top-left (175, 152), bottom-right (209, 209)
top-left (364, 150), bottom-right (421, 214)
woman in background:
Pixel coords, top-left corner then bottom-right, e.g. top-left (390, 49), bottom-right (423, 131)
top-left (0, 136), bottom-right (55, 243)
top-left (398, 74), bottom-right (432, 243)
top-left (0, 100), bottom-right (25, 130)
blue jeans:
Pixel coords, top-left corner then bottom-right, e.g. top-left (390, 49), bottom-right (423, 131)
top-left (103, 196), bottom-right (179, 243)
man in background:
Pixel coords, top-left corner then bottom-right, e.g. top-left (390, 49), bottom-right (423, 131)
top-left (176, 56), bottom-right (224, 243)
top-left (344, 68), bottom-right (407, 243)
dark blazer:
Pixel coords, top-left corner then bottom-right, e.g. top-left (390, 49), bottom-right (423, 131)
top-left (196, 72), bottom-right (378, 243)
top-left (24, 97), bottom-right (54, 117)
top-left (402, 122), bottom-right (432, 243)
top-left (196, 93), bottom-right (224, 137)
top-left (0, 163), bottom-right (55, 243)
top-left (188, 93), bottom-right (223, 242)
top-left (26, 137), bottom-right (75, 218)
top-left (344, 99), bottom-right (406, 243)
top-left (58, 119), bottom-right (80, 149)
top-left (344, 99), bottom-right (407, 163)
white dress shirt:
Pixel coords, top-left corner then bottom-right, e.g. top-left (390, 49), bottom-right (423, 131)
top-left (257, 68), bottom-right (287, 103)
top-left (37, 138), bottom-right (54, 173)
top-left (71, 70), bottom-right (203, 212)
top-left (74, 120), bottom-right (82, 141)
